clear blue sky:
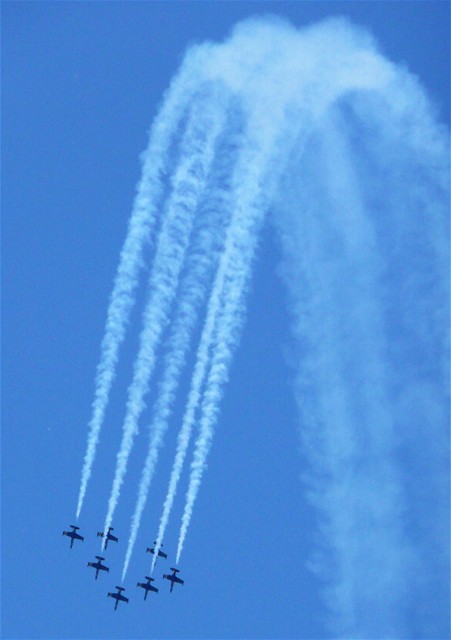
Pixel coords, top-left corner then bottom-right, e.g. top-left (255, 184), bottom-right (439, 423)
top-left (2, 2), bottom-right (449, 639)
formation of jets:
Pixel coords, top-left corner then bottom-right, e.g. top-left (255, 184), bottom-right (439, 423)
top-left (62, 524), bottom-right (184, 609)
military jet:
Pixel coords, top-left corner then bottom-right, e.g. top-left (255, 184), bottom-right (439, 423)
top-left (87, 556), bottom-right (109, 580)
top-left (146, 541), bottom-right (167, 562)
top-left (137, 576), bottom-right (158, 600)
top-left (163, 567), bottom-right (184, 593)
top-left (62, 525), bottom-right (84, 548)
top-left (97, 526), bottom-right (118, 549)
top-left (108, 586), bottom-right (129, 610)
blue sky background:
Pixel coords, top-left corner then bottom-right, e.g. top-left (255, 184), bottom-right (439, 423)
top-left (2, 2), bottom-right (449, 639)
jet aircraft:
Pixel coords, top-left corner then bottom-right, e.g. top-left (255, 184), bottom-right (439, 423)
top-left (62, 525), bottom-right (84, 548)
top-left (97, 526), bottom-right (118, 549)
top-left (146, 541), bottom-right (167, 562)
top-left (87, 556), bottom-right (109, 580)
top-left (163, 567), bottom-right (184, 593)
top-left (108, 586), bottom-right (129, 610)
top-left (137, 576), bottom-right (158, 600)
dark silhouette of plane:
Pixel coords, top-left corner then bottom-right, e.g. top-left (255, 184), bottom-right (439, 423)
top-left (87, 556), bottom-right (109, 580)
top-left (146, 541), bottom-right (167, 562)
top-left (62, 525), bottom-right (84, 548)
top-left (163, 567), bottom-right (184, 593)
top-left (137, 576), bottom-right (158, 600)
top-left (108, 586), bottom-right (129, 610)
top-left (97, 526), bottom-right (118, 549)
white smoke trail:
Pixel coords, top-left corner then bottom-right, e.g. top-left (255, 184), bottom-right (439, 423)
top-left (172, 17), bottom-right (400, 564)
top-left (151, 113), bottom-right (291, 571)
top-left (120, 260), bottom-right (215, 580)
top-left (150, 255), bottom-right (228, 572)
top-left (167, 17), bottom-right (447, 637)
top-left (102, 89), bottom-right (227, 542)
top-left (153, 15), bottom-right (384, 571)
top-left (174, 257), bottom-right (246, 564)
top-left (120, 127), bottom-right (240, 579)
top-left (76, 53), bottom-right (205, 519)
top-left (173, 150), bottom-right (282, 564)
top-left (174, 126), bottom-right (307, 562)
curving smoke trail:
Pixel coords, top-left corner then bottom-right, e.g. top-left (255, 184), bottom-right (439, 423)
top-left (174, 194), bottom-right (258, 565)
top-left (172, 18), bottom-right (396, 563)
top-left (101, 90), bottom-right (228, 542)
top-left (153, 19), bottom-right (390, 569)
top-left (76, 52), bottom-right (206, 519)
top-left (163, 17), bottom-right (447, 637)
